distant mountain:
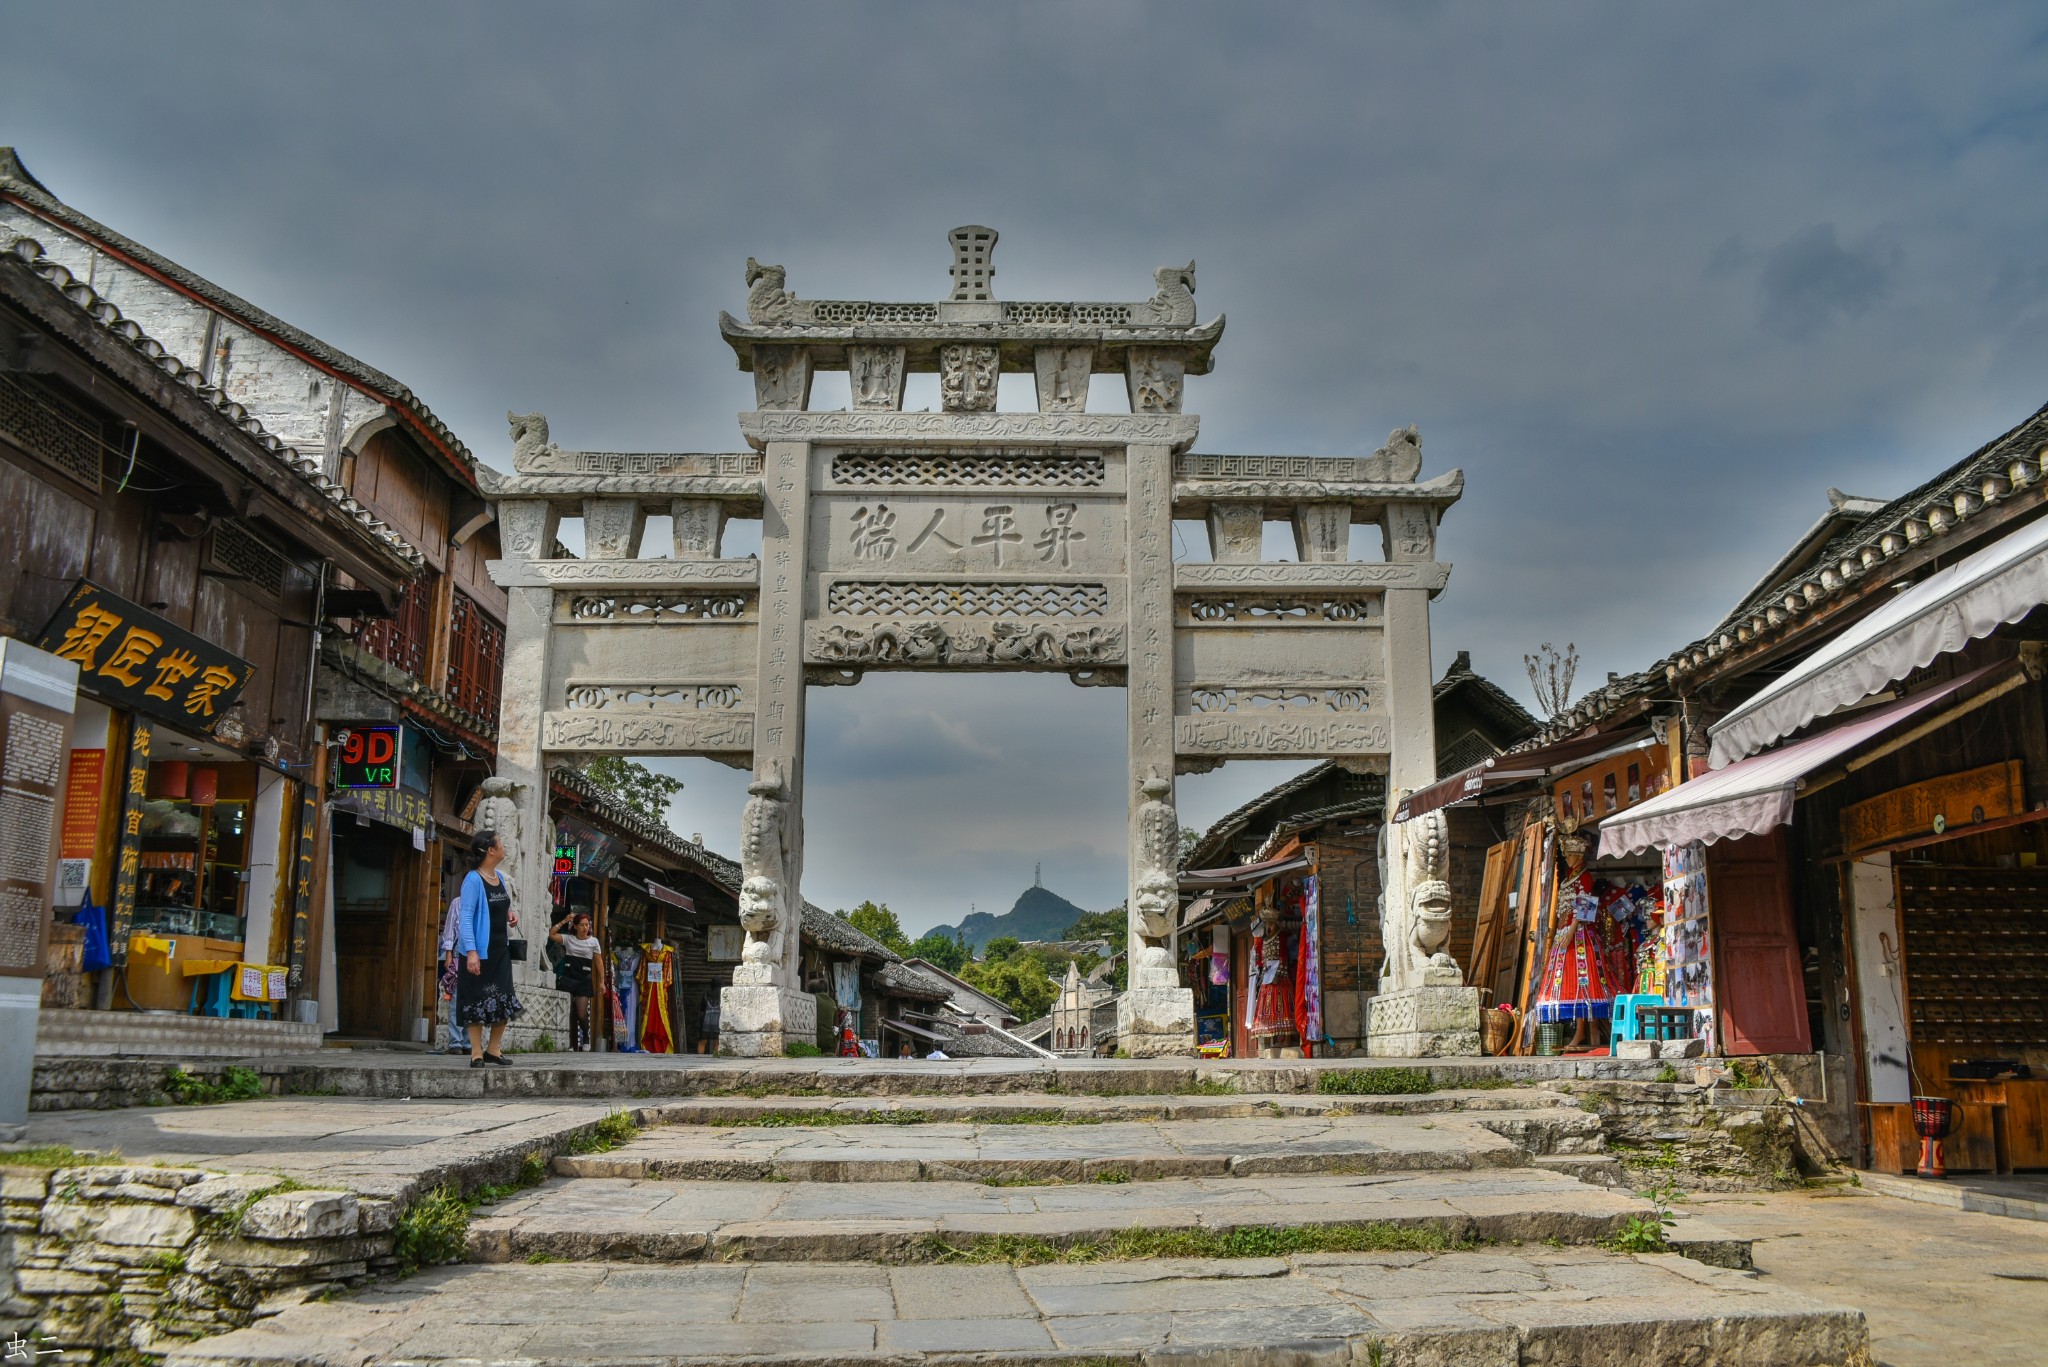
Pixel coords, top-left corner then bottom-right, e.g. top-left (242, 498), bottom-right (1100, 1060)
top-left (931, 885), bottom-right (1090, 952)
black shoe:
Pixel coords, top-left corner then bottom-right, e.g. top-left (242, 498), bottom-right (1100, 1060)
top-left (469, 1057), bottom-right (486, 1069)
top-left (483, 1053), bottom-right (512, 1067)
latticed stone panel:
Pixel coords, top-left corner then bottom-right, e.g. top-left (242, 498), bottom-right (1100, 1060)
top-left (826, 579), bottom-right (1110, 619)
top-left (830, 451), bottom-right (1106, 488)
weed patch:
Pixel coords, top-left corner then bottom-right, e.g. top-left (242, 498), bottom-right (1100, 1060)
top-left (395, 1187), bottom-right (473, 1272)
top-left (161, 1066), bottom-right (265, 1106)
top-left (783, 1041), bottom-right (824, 1058)
top-left (1317, 1068), bottom-right (1433, 1096)
top-left (1654, 1065), bottom-right (1681, 1084)
top-left (560, 1111), bottom-right (641, 1156)
top-left (0, 1145), bottom-right (119, 1169)
top-left (917, 1221), bottom-right (1466, 1266)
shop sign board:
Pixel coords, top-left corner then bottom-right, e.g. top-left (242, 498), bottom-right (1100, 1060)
top-left (332, 724), bottom-right (402, 789)
top-left (1552, 742), bottom-right (1671, 829)
top-left (1842, 760), bottom-right (2025, 854)
top-left (34, 580), bottom-right (254, 733)
top-left (60, 749), bottom-right (104, 860)
top-left (553, 843), bottom-right (579, 877)
top-left (108, 719), bottom-right (152, 965)
top-left (287, 779), bottom-right (316, 989)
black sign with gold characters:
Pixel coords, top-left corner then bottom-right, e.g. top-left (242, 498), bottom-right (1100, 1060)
top-left (34, 580), bottom-right (255, 733)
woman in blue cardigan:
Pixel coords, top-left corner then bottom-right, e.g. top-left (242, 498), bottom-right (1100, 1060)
top-left (455, 830), bottom-right (524, 1065)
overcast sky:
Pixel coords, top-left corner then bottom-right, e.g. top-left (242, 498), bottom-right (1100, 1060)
top-left (8, 4), bottom-right (2048, 933)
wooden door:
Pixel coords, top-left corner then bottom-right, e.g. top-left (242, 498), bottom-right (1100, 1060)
top-left (333, 824), bottom-right (405, 1039)
top-left (1707, 830), bottom-right (1812, 1055)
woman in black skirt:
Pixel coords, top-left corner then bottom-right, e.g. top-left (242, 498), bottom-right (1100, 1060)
top-left (551, 910), bottom-right (602, 1051)
top-left (455, 830), bottom-right (523, 1066)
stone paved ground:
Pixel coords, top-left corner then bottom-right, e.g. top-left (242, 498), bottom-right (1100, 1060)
top-left (551, 1113), bottom-right (1549, 1181)
top-left (162, 1249), bottom-right (1869, 1367)
top-left (16, 1096), bottom-right (629, 1201)
top-left (1684, 1186), bottom-right (2048, 1367)
top-left (466, 1169), bottom-right (1648, 1262)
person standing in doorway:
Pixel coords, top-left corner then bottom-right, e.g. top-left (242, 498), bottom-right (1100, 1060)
top-left (456, 830), bottom-right (524, 1066)
top-left (551, 910), bottom-right (602, 1052)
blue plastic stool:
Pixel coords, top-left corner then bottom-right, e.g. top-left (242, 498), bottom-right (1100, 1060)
top-left (1611, 994), bottom-right (1665, 1043)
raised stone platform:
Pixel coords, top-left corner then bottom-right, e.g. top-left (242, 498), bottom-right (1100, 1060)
top-left (163, 1251), bottom-right (1871, 1367)
top-left (550, 1113), bottom-right (1578, 1183)
top-left (466, 1168), bottom-right (1652, 1264)
top-left (33, 1009), bottom-right (322, 1060)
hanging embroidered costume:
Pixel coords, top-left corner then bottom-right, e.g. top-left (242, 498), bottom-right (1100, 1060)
top-left (1249, 918), bottom-right (1296, 1042)
top-left (637, 942), bottom-right (676, 1054)
top-left (612, 945), bottom-right (642, 1052)
top-left (1534, 873), bottom-right (1618, 1022)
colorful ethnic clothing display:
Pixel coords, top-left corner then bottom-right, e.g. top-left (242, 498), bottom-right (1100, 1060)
top-left (1534, 873), bottom-right (1619, 1022)
top-left (636, 942), bottom-right (677, 1054)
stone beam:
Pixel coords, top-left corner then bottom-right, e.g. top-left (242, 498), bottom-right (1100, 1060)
top-left (739, 411), bottom-right (1200, 454)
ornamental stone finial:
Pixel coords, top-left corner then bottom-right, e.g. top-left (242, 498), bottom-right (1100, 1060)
top-left (947, 226), bottom-right (998, 301)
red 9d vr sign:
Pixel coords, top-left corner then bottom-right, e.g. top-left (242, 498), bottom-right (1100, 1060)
top-left (333, 725), bottom-right (402, 789)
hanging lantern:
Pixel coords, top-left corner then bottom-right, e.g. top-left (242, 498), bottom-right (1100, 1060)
top-left (154, 761), bottom-right (190, 800)
top-left (190, 768), bottom-right (219, 807)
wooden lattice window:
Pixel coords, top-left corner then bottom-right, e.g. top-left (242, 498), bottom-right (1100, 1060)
top-left (445, 588), bottom-right (504, 722)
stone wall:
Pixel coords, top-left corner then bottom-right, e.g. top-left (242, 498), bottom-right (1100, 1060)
top-left (1565, 1079), bottom-right (1802, 1191)
top-left (1, 1165), bottom-right (397, 1358)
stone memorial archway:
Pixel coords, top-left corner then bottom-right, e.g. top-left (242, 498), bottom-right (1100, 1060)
top-left (483, 228), bottom-right (1462, 1056)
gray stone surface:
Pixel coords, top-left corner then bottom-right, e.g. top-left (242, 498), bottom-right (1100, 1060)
top-left (160, 1250), bottom-right (1867, 1367)
top-left (465, 1169), bottom-right (1650, 1262)
top-left (553, 1113), bottom-right (1557, 1183)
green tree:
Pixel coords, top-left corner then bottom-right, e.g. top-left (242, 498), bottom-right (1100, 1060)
top-left (957, 955), bottom-right (1058, 1021)
top-left (838, 901), bottom-right (911, 955)
top-left (580, 756), bottom-right (684, 824)
top-left (908, 929), bottom-right (969, 973)
top-left (981, 936), bottom-right (1022, 964)
top-left (1063, 905), bottom-right (1128, 942)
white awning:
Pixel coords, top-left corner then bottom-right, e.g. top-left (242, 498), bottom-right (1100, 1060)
top-left (1599, 671), bottom-right (1985, 858)
top-left (1709, 513), bottom-right (2048, 768)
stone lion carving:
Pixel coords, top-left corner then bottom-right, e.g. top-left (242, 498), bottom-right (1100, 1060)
top-left (746, 257), bottom-right (801, 325)
top-left (1361, 425), bottom-right (1423, 484)
top-left (1136, 262), bottom-right (1197, 327)
top-left (507, 412), bottom-right (551, 468)
top-left (1380, 809), bottom-right (1460, 991)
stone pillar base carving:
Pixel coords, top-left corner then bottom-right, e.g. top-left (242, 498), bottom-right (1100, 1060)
top-left (1117, 986), bottom-right (1194, 1058)
top-left (1365, 984), bottom-right (1483, 1058)
top-left (716, 985), bottom-right (819, 1057)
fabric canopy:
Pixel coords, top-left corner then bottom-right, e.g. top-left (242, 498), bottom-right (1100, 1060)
top-left (1177, 854), bottom-right (1309, 894)
top-left (1710, 512), bottom-right (2048, 768)
top-left (645, 883), bottom-right (695, 912)
top-left (883, 1018), bottom-right (945, 1043)
top-left (1599, 671), bottom-right (1985, 857)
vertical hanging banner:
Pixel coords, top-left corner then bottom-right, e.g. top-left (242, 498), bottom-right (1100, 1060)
top-left (0, 640), bottom-right (79, 978)
top-left (287, 780), bottom-right (317, 988)
top-left (108, 719), bottom-right (153, 966)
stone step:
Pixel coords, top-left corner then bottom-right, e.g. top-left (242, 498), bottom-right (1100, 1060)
top-left (467, 1169), bottom-right (1659, 1263)
top-left (1533, 1152), bottom-right (1630, 1187)
top-left (557, 1114), bottom-right (1567, 1184)
top-left (641, 1086), bottom-right (1586, 1125)
top-left (163, 1251), bottom-right (1869, 1367)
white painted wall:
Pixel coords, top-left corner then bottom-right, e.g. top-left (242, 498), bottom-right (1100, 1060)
top-left (1848, 853), bottom-right (1912, 1103)
top-left (240, 767), bottom-right (292, 968)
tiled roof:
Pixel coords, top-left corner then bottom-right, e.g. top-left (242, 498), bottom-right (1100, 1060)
top-left (872, 961), bottom-right (953, 1001)
top-left (1662, 401), bottom-right (2048, 682)
top-left (0, 149), bottom-right (476, 485)
top-left (2, 235), bottom-right (424, 572)
top-left (1523, 399), bottom-right (2048, 743)
top-left (1434, 649), bottom-right (1540, 741)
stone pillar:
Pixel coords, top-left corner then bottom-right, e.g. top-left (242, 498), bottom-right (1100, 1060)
top-left (671, 499), bottom-right (726, 559)
top-left (1120, 442), bottom-right (1194, 1056)
top-left (1366, 499), bottom-right (1479, 1056)
top-left (720, 439), bottom-right (816, 1056)
top-left (1292, 504), bottom-right (1349, 562)
top-left (1206, 503), bottom-right (1262, 563)
top-left (490, 498), bottom-right (570, 1046)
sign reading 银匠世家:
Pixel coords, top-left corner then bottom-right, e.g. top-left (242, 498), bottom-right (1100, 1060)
top-left (34, 580), bottom-right (254, 733)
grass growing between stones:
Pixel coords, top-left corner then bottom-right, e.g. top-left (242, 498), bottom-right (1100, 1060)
top-left (0, 1145), bottom-right (120, 1168)
top-left (160, 1065), bottom-right (266, 1105)
top-left (1317, 1068), bottom-right (1434, 1096)
top-left (918, 1222), bottom-right (1467, 1266)
top-left (560, 1110), bottom-right (640, 1155)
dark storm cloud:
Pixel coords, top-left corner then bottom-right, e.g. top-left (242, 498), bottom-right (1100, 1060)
top-left (9, 1), bottom-right (2048, 930)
